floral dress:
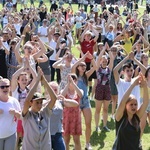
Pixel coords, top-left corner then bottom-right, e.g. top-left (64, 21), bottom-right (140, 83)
top-left (59, 65), bottom-right (72, 92)
top-left (63, 93), bottom-right (82, 135)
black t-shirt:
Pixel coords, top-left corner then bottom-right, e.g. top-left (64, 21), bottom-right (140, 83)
top-left (0, 49), bottom-right (7, 78)
top-left (115, 114), bottom-right (141, 150)
top-left (39, 11), bottom-right (47, 22)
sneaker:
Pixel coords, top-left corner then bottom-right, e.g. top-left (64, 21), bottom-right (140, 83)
top-left (103, 126), bottom-right (110, 132)
top-left (95, 126), bottom-right (101, 132)
top-left (111, 114), bottom-right (115, 120)
top-left (85, 143), bottom-right (92, 150)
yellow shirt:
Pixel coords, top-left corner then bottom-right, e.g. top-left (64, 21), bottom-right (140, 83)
top-left (123, 36), bottom-right (134, 54)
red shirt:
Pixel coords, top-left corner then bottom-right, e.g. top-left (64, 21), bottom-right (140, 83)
top-left (80, 39), bottom-right (96, 62)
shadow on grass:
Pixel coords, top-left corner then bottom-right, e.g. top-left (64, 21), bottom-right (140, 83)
top-left (90, 130), bottom-right (107, 149)
top-left (90, 100), bottom-right (95, 108)
top-left (144, 123), bottom-right (150, 134)
top-left (90, 119), bottom-right (115, 149)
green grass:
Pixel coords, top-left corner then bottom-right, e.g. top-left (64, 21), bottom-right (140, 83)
top-left (6, 1), bottom-right (150, 150)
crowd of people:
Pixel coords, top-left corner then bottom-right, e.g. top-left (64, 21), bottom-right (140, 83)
top-left (0, 0), bottom-right (150, 150)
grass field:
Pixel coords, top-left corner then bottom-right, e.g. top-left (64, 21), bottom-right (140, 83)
top-left (5, 1), bottom-right (150, 150)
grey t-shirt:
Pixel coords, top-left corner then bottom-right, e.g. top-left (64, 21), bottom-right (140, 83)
top-left (50, 100), bottom-right (64, 135)
top-left (22, 106), bottom-right (52, 150)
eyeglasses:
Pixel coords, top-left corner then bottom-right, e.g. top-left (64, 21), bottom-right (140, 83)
top-left (0, 85), bottom-right (10, 89)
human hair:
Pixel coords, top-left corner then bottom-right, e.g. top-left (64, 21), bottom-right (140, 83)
top-left (145, 66), bottom-right (150, 78)
top-left (140, 53), bottom-right (148, 64)
top-left (17, 72), bottom-right (29, 94)
top-left (75, 63), bottom-right (88, 85)
top-left (70, 73), bottom-right (78, 81)
top-left (124, 95), bottom-right (139, 131)
top-left (122, 62), bottom-right (133, 71)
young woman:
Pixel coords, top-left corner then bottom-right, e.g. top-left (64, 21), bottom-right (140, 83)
top-left (113, 73), bottom-right (148, 150)
top-left (0, 78), bottom-right (21, 150)
top-left (53, 52), bottom-right (73, 92)
top-left (22, 67), bottom-right (57, 150)
top-left (47, 81), bottom-right (79, 150)
top-left (72, 51), bottom-right (96, 150)
top-left (11, 58), bottom-right (37, 149)
top-left (14, 35), bottom-right (46, 71)
top-left (6, 39), bottom-right (19, 80)
top-left (61, 74), bottom-right (83, 150)
top-left (94, 46), bottom-right (114, 132)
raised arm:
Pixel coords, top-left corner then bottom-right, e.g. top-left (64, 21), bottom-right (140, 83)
top-left (68, 75), bottom-right (83, 98)
top-left (71, 52), bottom-right (88, 73)
top-left (86, 55), bottom-right (97, 78)
top-left (41, 75), bottom-right (57, 109)
top-left (22, 69), bottom-right (41, 116)
top-left (108, 51), bottom-right (114, 71)
top-left (32, 37), bottom-right (47, 60)
top-left (136, 74), bottom-right (149, 118)
top-left (130, 52), bottom-right (146, 75)
top-left (11, 66), bottom-right (25, 92)
top-left (113, 55), bottom-right (129, 84)
top-left (115, 75), bottom-right (140, 121)
top-left (52, 57), bottom-right (64, 69)
top-left (14, 35), bottom-right (24, 64)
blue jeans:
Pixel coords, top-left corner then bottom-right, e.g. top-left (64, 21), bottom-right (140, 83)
top-left (51, 133), bottom-right (66, 150)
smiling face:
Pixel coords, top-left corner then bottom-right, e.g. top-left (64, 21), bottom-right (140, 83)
top-left (77, 62), bottom-right (86, 73)
top-left (84, 34), bottom-right (92, 41)
top-left (0, 79), bottom-right (10, 96)
top-left (17, 73), bottom-right (28, 89)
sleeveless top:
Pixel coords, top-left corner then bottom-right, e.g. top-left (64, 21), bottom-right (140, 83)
top-left (97, 66), bottom-right (111, 85)
top-left (115, 114), bottom-right (141, 150)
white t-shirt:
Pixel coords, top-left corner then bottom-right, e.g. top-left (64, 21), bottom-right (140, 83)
top-left (13, 23), bottom-right (21, 35)
top-left (38, 26), bottom-right (48, 43)
top-left (75, 16), bottom-right (83, 29)
top-left (117, 78), bottom-right (140, 108)
top-left (0, 97), bottom-right (21, 138)
top-left (49, 39), bottom-right (57, 61)
top-left (12, 87), bottom-right (28, 110)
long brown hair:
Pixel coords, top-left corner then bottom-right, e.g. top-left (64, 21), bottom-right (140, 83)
top-left (123, 95), bottom-right (140, 132)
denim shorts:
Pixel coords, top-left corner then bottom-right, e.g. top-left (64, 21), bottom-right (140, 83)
top-left (80, 96), bottom-right (91, 110)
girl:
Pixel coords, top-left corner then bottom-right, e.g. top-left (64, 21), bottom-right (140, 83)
top-left (94, 46), bottom-right (114, 131)
top-left (6, 39), bottom-right (18, 80)
top-left (53, 52), bottom-right (74, 92)
top-left (113, 73), bottom-right (148, 150)
top-left (61, 74), bottom-right (83, 150)
top-left (72, 51), bottom-right (96, 150)
top-left (11, 58), bottom-right (37, 149)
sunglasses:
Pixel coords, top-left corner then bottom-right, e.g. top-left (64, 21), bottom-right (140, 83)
top-left (0, 85), bottom-right (10, 89)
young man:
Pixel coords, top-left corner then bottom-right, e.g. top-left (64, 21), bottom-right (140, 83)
top-left (113, 52), bottom-right (146, 108)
